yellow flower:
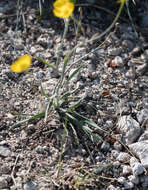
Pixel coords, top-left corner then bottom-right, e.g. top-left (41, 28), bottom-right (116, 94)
top-left (10, 55), bottom-right (31, 73)
top-left (117, 0), bottom-right (128, 3)
top-left (53, 0), bottom-right (74, 19)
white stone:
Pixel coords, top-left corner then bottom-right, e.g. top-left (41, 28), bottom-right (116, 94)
top-left (113, 56), bottom-right (124, 67)
top-left (124, 182), bottom-right (134, 189)
top-left (117, 115), bottom-right (141, 144)
top-left (129, 140), bottom-right (148, 168)
top-left (117, 177), bottom-right (126, 184)
top-left (24, 181), bottom-right (38, 190)
top-left (130, 157), bottom-right (139, 167)
top-left (137, 109), bottom-right (148, 124)
top-left (0, 146), bottom-right (11, 157)
top-left (122, 165), bottom-right (132, 175)
top-left (0, 177), bottom-right (8, 189)
top-left (116, 152), bottom-right (131, 163)
top-left (128, 175), bottom-right (139, 185)
top-left (132, 162), bottom-right (144, 175)
top-left (108, 47), bottom-right (122, 56)
top-left (138, 131), bottom-right (148, 141)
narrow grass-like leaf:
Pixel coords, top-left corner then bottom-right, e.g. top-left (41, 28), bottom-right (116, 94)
top-left (39, 0), bottom-right (42, 15)
top-left (64, 50), bottom-right (74, 65)
top-left (10, 112), bottom-right (45, 130)
top-left (73, 111), bottom-right (109, 134)
top-left (65, 65), bottom-right (83, 85)
top-left (40, 83), bottom-right (51, 100)
top-left (67, 99), bottom-right (82, 111)
top-left (81, 125), bottom-right (103, 142)
top-left (63, 49), bottom-right (75, 75)
top-left (60, 88), bottom-right (78, 100)
top-left (71, 15), bottom-right (85, 35)
top-left (35, 57), bottom-right (58, 71)
top-left (69, 123), bottom-right (80, 146)
top-left (44, 100), bottom-right (53, 122)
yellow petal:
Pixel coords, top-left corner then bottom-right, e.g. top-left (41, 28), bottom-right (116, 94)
top-left (53, 0), bottom-right (74, 18)
top-left (10, 55), bottom-right (31, 73)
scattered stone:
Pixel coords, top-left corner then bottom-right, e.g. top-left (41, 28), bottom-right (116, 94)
top-left (107, 184), bottom-right (119, 190)
top-left (138, 131), bottom-right (148, 141)
top-left (128, 175), bottom-right (139, 185)
top-left (122, 32), bottom-right (135, 41)
top-left (30, 46), bottom-right (37, 54)
top-left (130, 157), bottom-right (139, 167)
top-left (0, 177), bottom-right (8, 189)
top-left (122, 165), bottom-right (132, 175)
top-left (97, 118), bottom-right (103, 125)
top-left (76, 47), bottom-right (85, 54)
top-left (113, 161), bottom-right (120, 168)
top-left (20, 130), bottom-right (27, 140)
top-left (117, 115), bottom-right (141, 144)
top-left (37, 36), bottom-right (48, 48)
top-left (101, 141), bottom-right (110, 152)
top-left (0, 141), bottom-right (9, 146)
top-left (131, 162), bottom-right (144, 175)
top-left (36, 145), bottom-right (45, 154)
top-left (123, 181), bottom-right (134, 189)
top-left (122, 40), bottom-right (134, 52)
top-left (129, 141), bottom-right (148, 168)
top-left (107, 47), bottom-right (122, 56)
top-left (113, 142), bottom-right (122, 151)
top-left (0, 164), bottom-right (11, 174)
top-left (116, 152), bottom-right (131, 163)
top-left (0, 146), bottom-right (11, 157)
top-left (89, 71), bottom-right (98, 79)
top-left (117, 177), bottom-right (126, 184)
top-left (106, 120), bottom-right (113, 128)
top-left (137, 109), bottom-right (148, 124)
top-left (35, 71), bottom-right (44, 79)
top-left (140, 176), bottom-right (148, 188)
top-left (23, 181), bottom-right (38, 190)
top-left (113, 56), bottom-right (124, 67)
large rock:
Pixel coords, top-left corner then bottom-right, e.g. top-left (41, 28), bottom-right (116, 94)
top-left (117, 116), bottom-right (141, 144)
top-left (129, 141), bottom-right (148, 168)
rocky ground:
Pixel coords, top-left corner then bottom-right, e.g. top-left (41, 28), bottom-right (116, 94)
top-left (0, 0), bottom-right (148, 189)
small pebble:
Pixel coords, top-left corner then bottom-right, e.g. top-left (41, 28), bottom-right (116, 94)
top-left (108, 47), bottom-right (122, 56)
top-left (23, 181), bottom-right (38, 190)
top-left (140, 176), bottom-right (148, 188)
top-left (130, 157), bottom-right (139, 167)
top-left (114, 141), bottom-right (122, 151)
top-left (128, 175), bottom-right (139, 185)
top-left (113, 56), bottom-right (124, 67)
top-left (124, 181), bottom-right (134, 189)
top-left (122, 165), bottom-right (132, 175)
top-left (116, 152), bottom-right (131, 163)
top-left (0, 177), bottom-right (8, 189)
top-left (36, 145), bottom-right (45, 154)
top-left (106, 120), bottom-right (113, 127)
top-left (101, 141), bottom-right (110, 152)
top-left (111, 150), bottom-right (120, 158)
top-left (132, 162), bottom-right (144, 176)
top-left (117, 177), bottom-right (126, 184)
top-left (0, 146), bottom-right (11, 157)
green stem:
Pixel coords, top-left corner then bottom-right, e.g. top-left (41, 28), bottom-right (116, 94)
top-left (55, 19), bottom-right (69, 70)
top-left (87, 2), bottom-right (125, 43)
top-left (55, 19), bottom-right (70, 106)
top-left (56, 114), bottom-right (68, 179)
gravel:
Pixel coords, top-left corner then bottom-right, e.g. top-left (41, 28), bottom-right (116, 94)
top-left (0, 0), bottom-right (148, 189)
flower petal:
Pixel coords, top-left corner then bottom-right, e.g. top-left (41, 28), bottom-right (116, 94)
top-left (10, 55), bottom-right (31, 73)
